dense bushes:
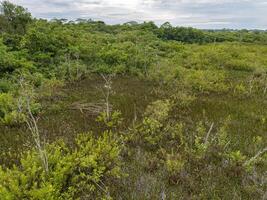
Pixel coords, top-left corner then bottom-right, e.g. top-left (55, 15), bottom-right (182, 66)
top-left (0, 93), bottom-right (24, 125)
top-left (0, 2), bottom-right (266, 198)
top-left (0, 1), bottom-right (32, 35)
top-left (0, 38), bottom-right (33, 75)
top-left (157, 22), bottom-right (267, 44)
top-left (0, 132), bottom-right (123, 199)
top-left (0, 1), bottom-right (266, 127)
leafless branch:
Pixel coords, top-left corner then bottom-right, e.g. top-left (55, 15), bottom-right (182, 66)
top-left (204, 122), bottom-right (214, 145)
top-left (244, 147), bottom-right (267, 167)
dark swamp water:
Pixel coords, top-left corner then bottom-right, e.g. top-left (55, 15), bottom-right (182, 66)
top-left (0, 76), bottom-right (159, 164)
top-left (0, 75), bottom-right (266, 165)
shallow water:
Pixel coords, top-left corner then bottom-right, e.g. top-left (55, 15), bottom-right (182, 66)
top-left (189, 95), bottom-right (267, 151)
top-left (0, 75), bottom-right (159, 162)
top-left (0, 75), bottom-right (266, 165)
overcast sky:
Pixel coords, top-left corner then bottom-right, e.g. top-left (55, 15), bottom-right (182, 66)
top-left (10, 0), bottom-right (267, 29)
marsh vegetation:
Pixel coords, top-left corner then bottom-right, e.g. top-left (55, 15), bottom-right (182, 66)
top-left (0, 1), bottom-right (266, 199)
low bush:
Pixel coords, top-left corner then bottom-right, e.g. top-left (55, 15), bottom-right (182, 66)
top-left (0, 93), bottom-right (26, 125)
top-left (124, 100), bottom-right (267, 199)
top-left (0, 132), bottom-right (123, 200)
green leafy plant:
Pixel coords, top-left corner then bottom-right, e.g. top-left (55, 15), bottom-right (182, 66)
top-left (96, 110), bottom-right (123, 128)
top-left (0, 132), bottom-right (123, 199)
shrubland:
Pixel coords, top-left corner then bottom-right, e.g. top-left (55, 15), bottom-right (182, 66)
top-left (0, 1), bottom-right (266, 199)
top-left (0, 132), bottom-right (123, 199)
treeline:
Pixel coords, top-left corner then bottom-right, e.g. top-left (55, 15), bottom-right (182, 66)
top-left (1, 1), bottom-right (267, 77)
top-left (43, 19), bottom-right (267, 44)
top-left (1, 0), bottom-right (267, 47)
top-left (0, 1), bottom-right (267, 126)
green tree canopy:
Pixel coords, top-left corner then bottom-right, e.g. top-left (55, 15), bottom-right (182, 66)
top-left (0, 1), bottom-right (32, 34)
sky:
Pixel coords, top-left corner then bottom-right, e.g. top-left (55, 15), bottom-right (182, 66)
top-left (10, 0), bottom-right (267, 29)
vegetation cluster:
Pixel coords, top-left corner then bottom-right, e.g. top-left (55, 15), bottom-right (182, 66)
top-left (0, 1), bottom-right (266, 199)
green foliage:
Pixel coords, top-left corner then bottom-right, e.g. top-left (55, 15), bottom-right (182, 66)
top-left (21, 20), bottom-right (70, 68)
top-left (0, 2), bottom-right (267, 199)
top-left (228, 150), bottom-right (247, 165)
top-left (158, 24), bottom-right (208, 43)
top-left (0, 132), bottom-right (123, 199)
top-left (183, 69), bottom-right (228, 93)
top-left (181, 43), bottom-right (267, 72)
top-left (0, 79), bottom-right (11, 93)
top-left (138, 100), bottom-right (172, 146)
top-left (0, 38), bottom-right (32, 75)
top-left (56, 60), bottom-right (88, 81)
top-left (144, 100), bottom-right (172, 122)
top-left (96, 110), bottom-right (123, 128)
top-left (157, 22), bottom-right (267, 44)
top-left (165, 153), bottom-right (185, 184)
top-left (0, 74), bottom-right (43, 126)
top-left (125, 100), bottom-right (267, 198)
top-left (0, 93), bottom-right (25, 125)
top-left (0, 1), bottom-right (32, 35)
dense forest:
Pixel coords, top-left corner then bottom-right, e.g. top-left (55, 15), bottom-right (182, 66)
top-left (0, 1), bottom-right (266, 199)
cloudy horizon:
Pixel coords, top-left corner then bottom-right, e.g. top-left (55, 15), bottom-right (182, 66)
top-left (9, 0), bottom-right (267, 29)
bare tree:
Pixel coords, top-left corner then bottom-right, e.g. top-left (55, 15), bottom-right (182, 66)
top-left (100, 73), bottom-right (115, 122)
top-left (25, 98), bottom-right (49, 173)
top-left (18, 77), bottom-right (49, 173)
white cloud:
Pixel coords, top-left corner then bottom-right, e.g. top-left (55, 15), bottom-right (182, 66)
top-left (9, 0), bottom-right (267, 29)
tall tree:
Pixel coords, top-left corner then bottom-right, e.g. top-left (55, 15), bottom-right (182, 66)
top-left (0, 1), bottom-right (32, 34)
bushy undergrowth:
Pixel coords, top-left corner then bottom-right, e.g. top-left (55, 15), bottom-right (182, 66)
top-left (0, 98), bottom-right (266, 199)
top-left (120, 100), bottom-right (267, 199)
top-left (0, 1), bottom-right (267, 126)
top-left (0, 132), bottom-right (123, 200)
top-left (0, 2), bottom-right (267, 199)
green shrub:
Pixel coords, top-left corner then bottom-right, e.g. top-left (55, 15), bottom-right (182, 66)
top-left (0, 80), bottom-right (12, 93)
top-left (144, 100), bottom-right (172, 122)
top-left (183, 69), bottom-right (228, 93)
top-left (138, 100), bottom-right (172, 146)
top-left (225, 59), bottom-right (254, 71)
top-left (165, 153), bottom-right (185, 184)
top-left (0, 93), bottom-right (26, 125)
top-left (0, 132), bottom-right (123, 200)
top-left (96, 110), bottom-right (123, 129)
top-left (128, 101), bottom-right (267, 198)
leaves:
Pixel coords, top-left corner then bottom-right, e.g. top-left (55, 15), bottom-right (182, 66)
top-left (0, 132), bottom-right (123, 199)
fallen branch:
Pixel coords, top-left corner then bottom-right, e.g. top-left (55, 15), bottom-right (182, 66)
top-left (243, 147), bottom-right (267, 167)
top-left (70, 102), bottom-right (113, 115)
top-left (204, 122), bottom-right (214, 145)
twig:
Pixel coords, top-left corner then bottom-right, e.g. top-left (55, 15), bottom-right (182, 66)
top-left (244, 147), bottom-right (267, 166)
top-left (204, 122), bottom-right (214, 145)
